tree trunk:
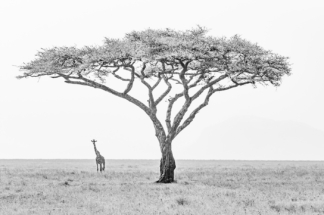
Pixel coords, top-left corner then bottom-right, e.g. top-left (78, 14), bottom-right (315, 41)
top-left (156, 141), bottom-right (176, 183)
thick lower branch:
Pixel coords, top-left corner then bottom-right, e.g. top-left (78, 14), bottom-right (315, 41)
top-left (175, 81), bottom-right (254, 137)
top-left (176, 87), bottom-right (213, 136)
top-left (169, 99), bottom-right (192, 140)
top-left (165, 93), bottom-right (183, 133)
top-left (61, 74), bottom-right (154, 118)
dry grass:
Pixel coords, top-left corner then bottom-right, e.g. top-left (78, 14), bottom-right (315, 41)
top-left (1, 160), bottom-right (324, 214)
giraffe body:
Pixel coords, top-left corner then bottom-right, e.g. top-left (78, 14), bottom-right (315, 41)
top-left (91, 139), bottom-right (105, 172)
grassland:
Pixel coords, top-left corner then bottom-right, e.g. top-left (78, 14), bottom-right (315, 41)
top-left (1, 159), bottom-right (324, 214)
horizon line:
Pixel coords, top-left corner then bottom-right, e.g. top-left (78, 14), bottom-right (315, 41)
top-left (1, 158), bottom-right (324, 162)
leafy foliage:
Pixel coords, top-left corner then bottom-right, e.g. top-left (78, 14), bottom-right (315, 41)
top-left (19, 27), bottom-right (290, 87)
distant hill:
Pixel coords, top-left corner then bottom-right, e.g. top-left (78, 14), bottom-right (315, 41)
top-left (183, 116), bottom-right (324, 160)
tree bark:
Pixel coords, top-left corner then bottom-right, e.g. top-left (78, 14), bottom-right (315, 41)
top-left (156, 141), bottom-right (176, 183)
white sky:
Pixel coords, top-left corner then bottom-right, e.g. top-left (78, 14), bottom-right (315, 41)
top-left (0, 0), bottom-right (323, 160)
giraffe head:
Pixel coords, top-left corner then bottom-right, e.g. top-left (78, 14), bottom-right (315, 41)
top-left (91, 139), bottom-right (97, 145)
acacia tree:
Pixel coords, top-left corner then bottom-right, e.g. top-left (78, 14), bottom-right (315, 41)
top-left (18, 27), bottom-right (291, 183)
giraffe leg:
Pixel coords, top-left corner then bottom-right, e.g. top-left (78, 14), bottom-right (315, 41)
top-left (103, 159), bottom-right (105, 171)
top-left (100, 163), bottom-right (103, 172)
top-left (96, 162), bottom-right (99, 172)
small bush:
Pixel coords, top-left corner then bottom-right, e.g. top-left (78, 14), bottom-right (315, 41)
top-left (176, 197), bottom-right (189, 206)
top-left (60, 181), bottom-right (70, 186)
top-left (270, 205), bottom-right (281, 212)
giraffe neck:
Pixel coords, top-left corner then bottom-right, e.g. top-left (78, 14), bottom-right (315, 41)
top-left (93, 143), bottom-right (100, 156)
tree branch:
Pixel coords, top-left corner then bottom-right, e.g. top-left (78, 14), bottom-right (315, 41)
top-left (169, 98), bottom-right (192, 140)
top-left (137, 63), bottom-right (157, 111)
top-left (175, 86), bottom-right (213, 136)
top-left (212, 80), bottom-right (253, 93)
top-left (178, 60), bottom-right (190, 101)
top-left (175, 80), bottom-right (254, 137)
top-left (152, 77), bottom-right (162, 90)
top-left (165, 93), bottom-right (183, 133)
top-left (111, 67), bottom-right (130, 81)
top-left (191, 74), bottom-right (228, 100)
top-left (123, 66), bottom-right (135, 94)
top-left (154, 75), bottom-right (172, 106)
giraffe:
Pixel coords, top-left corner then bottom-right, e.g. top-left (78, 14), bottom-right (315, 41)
top-left (91, 139), bottom-right (105, 172)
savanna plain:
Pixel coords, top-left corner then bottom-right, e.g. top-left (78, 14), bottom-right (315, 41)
top-left (1, 160), bottom-right (324, 215)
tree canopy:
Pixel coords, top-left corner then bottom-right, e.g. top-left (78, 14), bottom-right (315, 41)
top-left (19, 27), bottom-right (290, 86)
